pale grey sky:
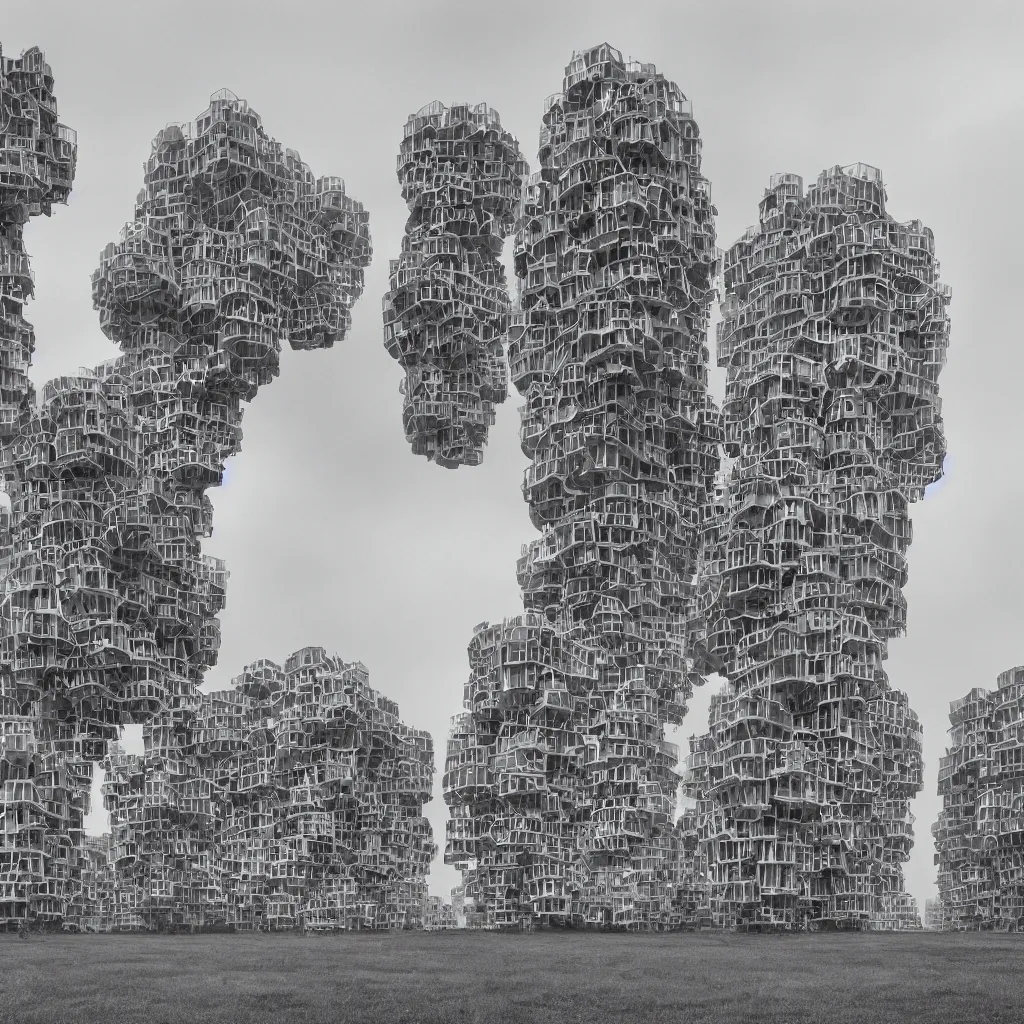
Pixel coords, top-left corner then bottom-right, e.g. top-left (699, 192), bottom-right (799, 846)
top-left (5, 0), bottom-right (1022, 911)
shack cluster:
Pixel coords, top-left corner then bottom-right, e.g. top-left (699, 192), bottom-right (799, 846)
top-left (74, 649), bottom-right (435, 931)
top-left (0, 40), bottom-right (993, 934)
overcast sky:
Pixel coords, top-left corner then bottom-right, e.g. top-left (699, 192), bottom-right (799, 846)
top-left (5, 0), bottom-right (1023, 912)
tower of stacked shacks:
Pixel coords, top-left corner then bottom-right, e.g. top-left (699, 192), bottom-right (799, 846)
top-left (382, 102), bottom-right (527, 467)
top-left (90, 648), bottom-right (435, 931)
top-left (0, 44), bottom-right (80, 931)
top-left (0, 42), bottom-right (439, 930)
top-left (443, 44), bottom-right (722, 929)
top-left (932, 666), bottom-right (1024, 931)
top-left (684, 165), bottom-right (950, 930)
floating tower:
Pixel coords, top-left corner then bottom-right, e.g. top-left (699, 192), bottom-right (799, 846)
top-left (383, 102), bottom-right (527, 468)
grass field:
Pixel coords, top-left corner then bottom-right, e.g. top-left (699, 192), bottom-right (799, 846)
top-left (0, 930), bottom-right (1021, 1024)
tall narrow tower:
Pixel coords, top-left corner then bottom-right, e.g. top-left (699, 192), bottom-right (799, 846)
top-left (443, 45), bottom-right (722, 928)
top-left (685, 165), bottom-right (950, 929)
top-left (0, 44), bottom-right (79, 931)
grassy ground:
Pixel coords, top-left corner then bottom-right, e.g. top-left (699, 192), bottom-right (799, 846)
top-left (0, 930), bottom-right (1021, 1024)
